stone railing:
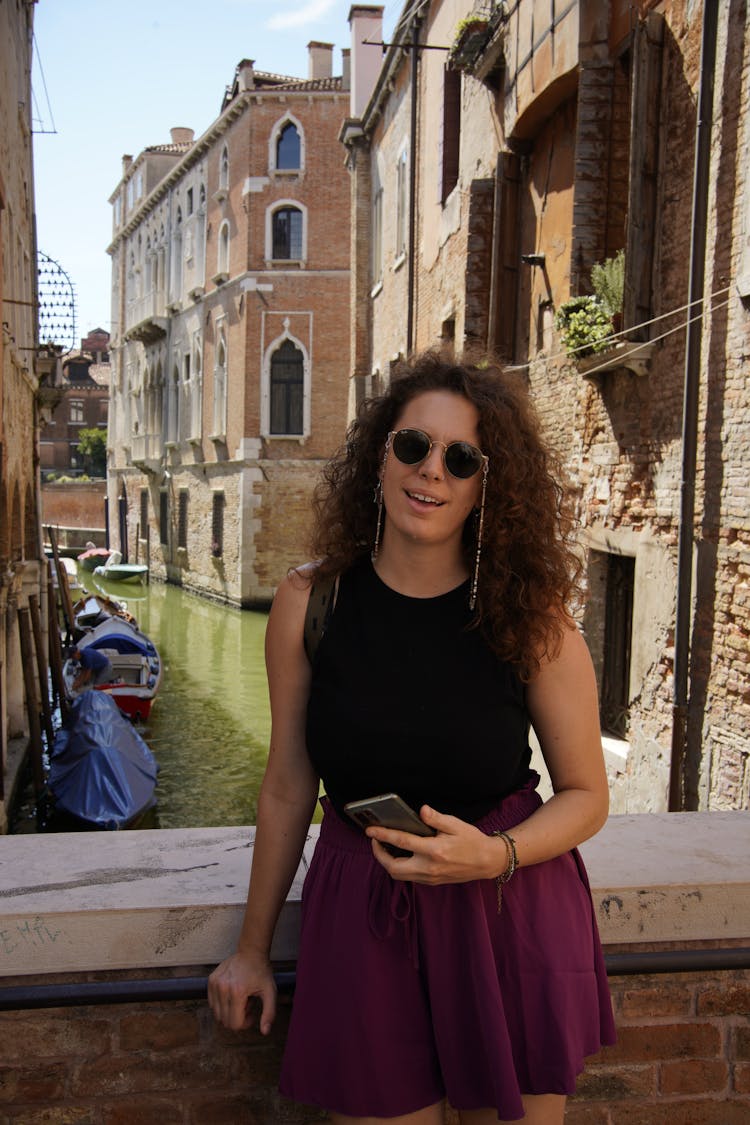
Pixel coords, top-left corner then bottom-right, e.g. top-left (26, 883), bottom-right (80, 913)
top-left (1, 812), bottom-right (748, 1123)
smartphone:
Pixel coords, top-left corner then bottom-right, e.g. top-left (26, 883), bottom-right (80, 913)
top-left (344, 793), bottom-right (436, 857)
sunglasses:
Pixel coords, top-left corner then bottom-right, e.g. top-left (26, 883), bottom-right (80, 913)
top-left (388, 428), bottom-right (488, 480)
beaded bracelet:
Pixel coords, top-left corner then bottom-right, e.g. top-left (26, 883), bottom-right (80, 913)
top-left (491, 829), bottom-right (519, 914)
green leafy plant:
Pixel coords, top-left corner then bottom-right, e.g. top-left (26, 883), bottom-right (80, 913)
top-left (591, 249), bottom-right (624, 319)
top-left (555, 295), bottom-right (613, 358)
top-left (76, 427), bottom-right (107, 477)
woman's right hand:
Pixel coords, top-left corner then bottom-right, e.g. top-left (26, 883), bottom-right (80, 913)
top-left (207, 949), bottom-right (277, 1034)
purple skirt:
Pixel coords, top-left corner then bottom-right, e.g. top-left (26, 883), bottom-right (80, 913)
top-left (279, 775), bottom-right (615, 1120)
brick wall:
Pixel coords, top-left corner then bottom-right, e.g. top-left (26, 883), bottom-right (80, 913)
top-left (1, 965), bottom-right (747, 1122)
top-left (41, 482), bottom-right (107, 537)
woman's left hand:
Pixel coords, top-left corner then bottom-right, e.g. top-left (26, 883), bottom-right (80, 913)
top-left (366, 805), bottom-right (506, 884)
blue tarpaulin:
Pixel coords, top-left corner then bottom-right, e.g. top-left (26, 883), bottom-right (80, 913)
top-left (49, 692), bottom-right (158, 829)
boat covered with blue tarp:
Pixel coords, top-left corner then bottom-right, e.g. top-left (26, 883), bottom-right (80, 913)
top-left (48, 691), bottom-right (159, 829)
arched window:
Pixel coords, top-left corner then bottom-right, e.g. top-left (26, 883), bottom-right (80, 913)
top-left (269, 339), bottom-right (304, 435)
top-left (271, 206), bottom-right (303, 260)
top-left (276, 122), bottom-right (301, 170)
top-left (217, 220), bottom-right (230, 277)
top-left (172, 207), bottom-right (183, 301)
top-left (219, 146), bottom-right (229, 191)
top-left (213, 327), bottom-right (227, 438)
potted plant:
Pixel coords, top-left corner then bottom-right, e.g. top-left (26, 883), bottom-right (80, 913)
top-left (555, 250), bottom-right (625, 358)
top-left (554, 295), bottom-right (613, 358)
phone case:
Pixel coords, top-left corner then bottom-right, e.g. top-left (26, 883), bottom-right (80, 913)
top-left (343, 792), bottom-right (436, 837)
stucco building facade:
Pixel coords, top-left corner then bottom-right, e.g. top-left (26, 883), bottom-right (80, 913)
top-left (107, 45), bottom-right (353, 607)
top-left (343, 0), bottom-right (750, 814)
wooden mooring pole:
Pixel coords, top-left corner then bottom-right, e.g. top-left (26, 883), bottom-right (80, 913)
top-left (46, 574), bottom-right (68, 722)
top-left (28, 593), bottom-right (55, 751)
top-left (17, 606), bottom-right (44, 797)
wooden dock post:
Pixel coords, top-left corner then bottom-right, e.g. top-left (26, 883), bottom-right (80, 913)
top-left (28, 593), bottom-right (55, 751)
top-left (46, 573), bottom-right (68, 722)
top-left (17, 606), bottom-right (44, 797)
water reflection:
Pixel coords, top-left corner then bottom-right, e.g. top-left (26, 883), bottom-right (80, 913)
top-left (83, 573), bottom-right (271, 829)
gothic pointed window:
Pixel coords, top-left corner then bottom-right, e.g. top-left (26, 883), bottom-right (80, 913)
top-left (276, 122), bottom-right (301, 170)
top-left (270, 339), bottom-right (304, 435)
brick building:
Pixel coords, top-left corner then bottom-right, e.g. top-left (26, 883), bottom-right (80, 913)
top-left (0, 0), bottom-right (54, 833)
top-left (342, 0), bottom-right (750, 813)
top-left (107, 44), bottom-right (354, 606)
top-left (39, 329), bottom-right (110, 476)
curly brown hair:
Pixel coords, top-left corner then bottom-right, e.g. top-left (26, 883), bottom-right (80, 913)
top-left (309, 352), bottom-right (582, 678)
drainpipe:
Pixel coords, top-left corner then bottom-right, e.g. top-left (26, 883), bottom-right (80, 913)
top-left (669, 0), bottom-right (719, 811)
top-left (406, 17), bottom-right (421, 357)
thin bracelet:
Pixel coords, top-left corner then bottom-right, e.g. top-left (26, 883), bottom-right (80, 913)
top-left (491, 830), bottom-right (519, 914)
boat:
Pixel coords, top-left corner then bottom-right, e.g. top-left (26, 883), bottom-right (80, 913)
top-left (47, 691), bottom-right (158, 830)
top-left (72, 592), bottom-right (137, 631)
top-left (50, 555), bottom-right (83, 596)
top-left (63, 616), bottom-right (162, 722)
top-left (93, 549), bottom-right (148, 584)
top-left (78, 545), bottom-right (113, 572)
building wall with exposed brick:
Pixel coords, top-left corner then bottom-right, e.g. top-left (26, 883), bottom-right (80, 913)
top-left (345, 0), bottom-right (749, 813)
top-left (0, 0), bottom-right (47, 833)
top-left (107, 54), bottom-right (351, 607)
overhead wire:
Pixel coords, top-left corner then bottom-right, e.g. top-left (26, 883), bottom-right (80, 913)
top-left (516, 283), bottom-right (735, 374)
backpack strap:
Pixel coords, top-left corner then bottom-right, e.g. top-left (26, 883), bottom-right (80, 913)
top-left (303, 573), bottom-right (338, 663)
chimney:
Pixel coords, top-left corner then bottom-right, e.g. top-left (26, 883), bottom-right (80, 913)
top-left (122, 154), bottom-right (133, 174)
top-left (349, 5), bottom-right (384, 118)
top-left (308, 41), bottom-right (334, 80)
top-left (170, 127), bottom-right (195, 145)
top-left (341, 48), bottom-right (351, 90)
top-left (237, 58), bottom-right (256, 91)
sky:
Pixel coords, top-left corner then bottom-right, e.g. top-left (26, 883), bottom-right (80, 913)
top-left (31, 0), bottom-right (401, 345)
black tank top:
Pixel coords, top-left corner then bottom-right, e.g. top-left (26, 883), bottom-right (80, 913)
top-left (306, 558), bottom-right (531, 823)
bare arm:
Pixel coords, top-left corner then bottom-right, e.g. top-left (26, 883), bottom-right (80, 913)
top-left (208, 569), bottom-right (319, 1033)
top-left (365, 622), bottom-right (609, 881)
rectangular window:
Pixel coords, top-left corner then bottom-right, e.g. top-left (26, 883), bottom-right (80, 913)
top-left (211, 492), bottom-right (225, 557)
top-left (140, 489), bottom-right (149, 541)
top-left (372, 188), bottom-right (383, 285)
top-left (601, 553), bottom-right (635, 737)
top-left (69, 400), bottom-right (84, 423)
top-left (396, 149), bottom-right (408, 257)
top-left (178, 490), bottom-right (189, 550)
top-left (440, 67), bottom-right (461, 203)
top-left (159, 489), bottom-right (169, 546)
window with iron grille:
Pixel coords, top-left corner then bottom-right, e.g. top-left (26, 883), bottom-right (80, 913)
top-left (211, 492), bottom-right (224, 557)
top-left (159, 489), bottom-right (169, 546)
top-left (178, 490), bottom-right (188, 550)
top-left (140, 489), bottom-right (148, 541)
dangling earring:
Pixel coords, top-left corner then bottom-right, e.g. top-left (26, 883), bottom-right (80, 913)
top-left (372, 479), bottom-right (384, 561)
top-left (469, 460), bottom-right (489, 612)
top-left (371, 434), bottom-right (392, 562)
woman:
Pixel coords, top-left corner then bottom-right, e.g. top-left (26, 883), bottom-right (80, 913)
top-left (208, 354), bottom-right (616, 1124)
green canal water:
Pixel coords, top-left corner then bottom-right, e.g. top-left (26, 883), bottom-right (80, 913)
top-left (14, 569), bottom-right (297, 831)
top-left (85, 570), bottom-right (275, 829)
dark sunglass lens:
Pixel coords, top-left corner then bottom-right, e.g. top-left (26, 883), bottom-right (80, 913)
top-left (445, 442), bottom-right (482, 478)
top-left (393, 429), bottom-right (430, 464)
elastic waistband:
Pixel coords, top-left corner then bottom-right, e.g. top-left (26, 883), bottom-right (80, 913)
top-left (318, 772), bottom-right (543, 853)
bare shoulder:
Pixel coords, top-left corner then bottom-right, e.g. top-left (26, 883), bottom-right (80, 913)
top-left (266, 564), bottom-right (318, 655)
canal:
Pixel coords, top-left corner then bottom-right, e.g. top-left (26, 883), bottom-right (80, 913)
top-left (122, 575), bottom-right (273, 829)
top-left (15, 569), bottom-right (302, 831)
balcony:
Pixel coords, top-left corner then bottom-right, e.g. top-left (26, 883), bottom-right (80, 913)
top-left (130, 432), bottom-right (162, 473)
top-left (124, 292), bottom-right (169, 345)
